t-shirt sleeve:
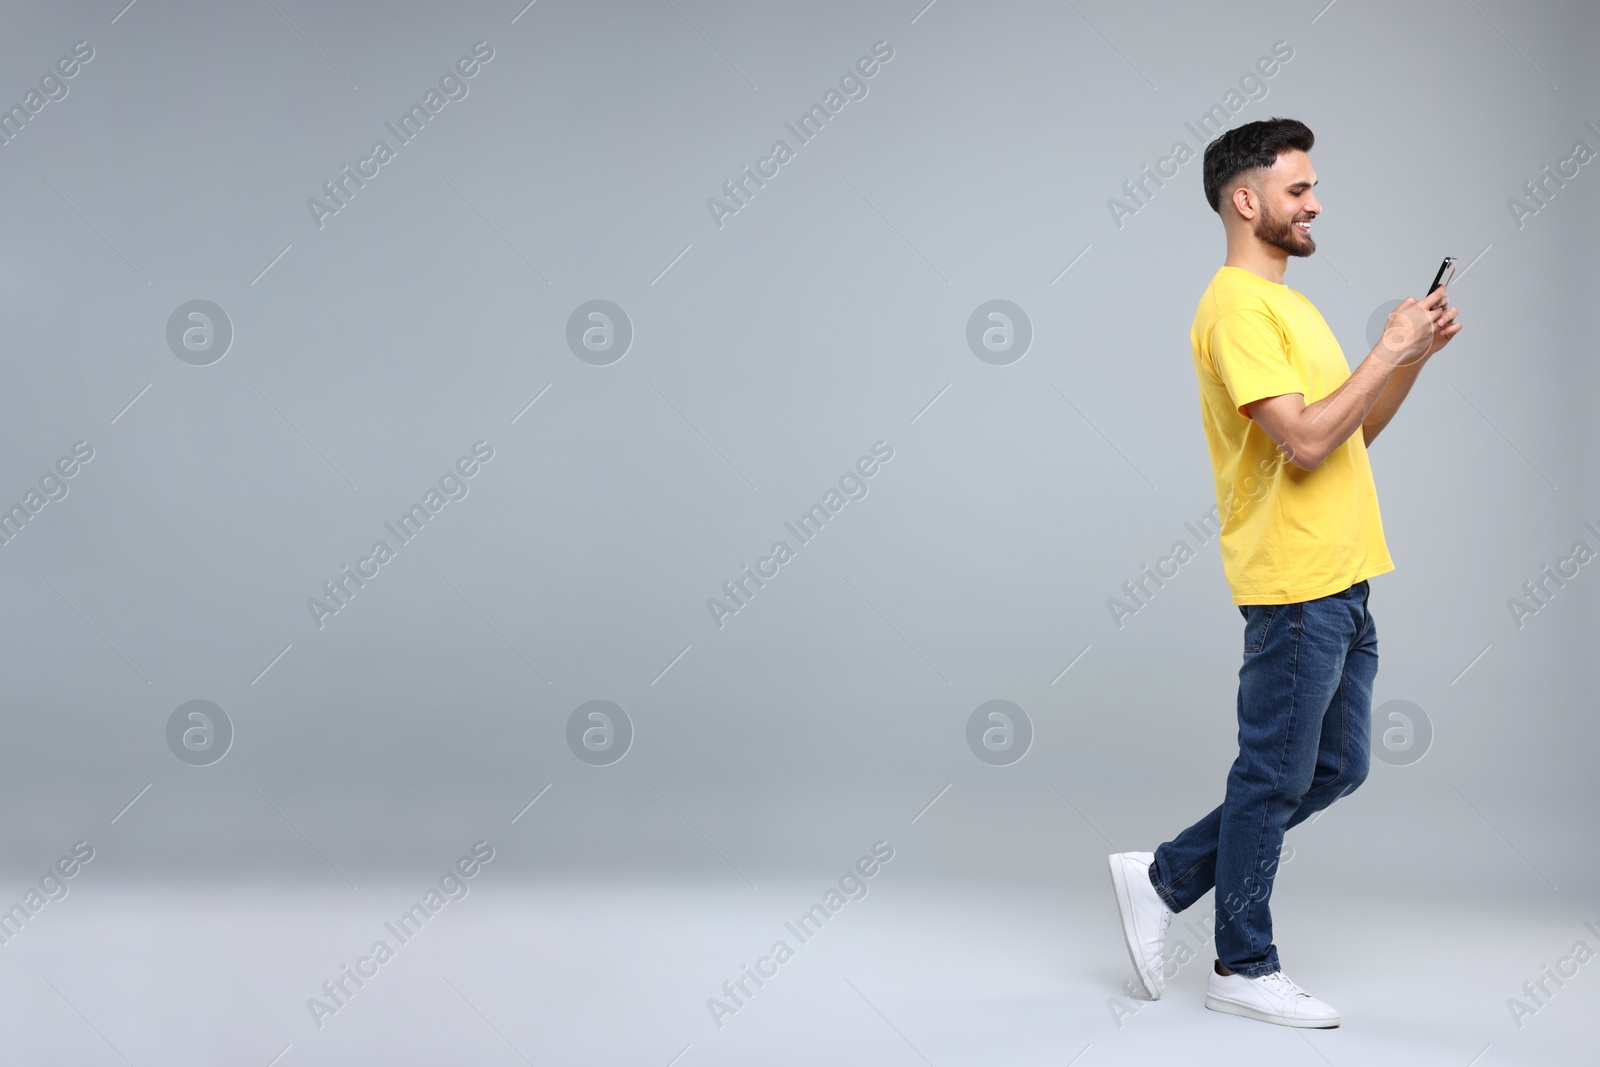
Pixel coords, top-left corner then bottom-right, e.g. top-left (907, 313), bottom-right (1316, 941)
top-left (1209, 308), bottom-right (1304, 419)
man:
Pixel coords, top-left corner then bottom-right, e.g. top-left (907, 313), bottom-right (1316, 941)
top-left (1107, 117), bottom-right (1461, 1028)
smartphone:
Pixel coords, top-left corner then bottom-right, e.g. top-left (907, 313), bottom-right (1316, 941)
top-left (1427, 256), bottom-right (1457, 295)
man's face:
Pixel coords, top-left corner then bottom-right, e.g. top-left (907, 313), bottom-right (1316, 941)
top-left (1250, 148), bottom-right (1320, 257)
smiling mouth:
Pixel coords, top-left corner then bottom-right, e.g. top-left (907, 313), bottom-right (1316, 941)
top-left (1293, 219), bottom-right (1313, 234)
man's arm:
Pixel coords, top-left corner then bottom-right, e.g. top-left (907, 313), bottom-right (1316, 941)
top-left (1243, 288), bottom-right (1454, 470)
top-left (1243, 355), bottom-right (1397, 470)
top-left (1363, 291), bottom-right (1461, 447)
top-left (1361, 357), bottom-right (1428, 448)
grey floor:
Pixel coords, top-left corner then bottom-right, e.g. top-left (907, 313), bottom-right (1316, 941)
top-left (2, 876), bottom-right (1590, 1066)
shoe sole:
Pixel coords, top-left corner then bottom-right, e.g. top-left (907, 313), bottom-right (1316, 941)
top-left (1107, 854), bottom-right (1161, 1000)
top-left (1205, 993), bottom-right (1340, 1028)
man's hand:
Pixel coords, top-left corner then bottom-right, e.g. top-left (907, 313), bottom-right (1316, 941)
top-left (1377, 286), bottom-right (1456, 367)
top-left (1422, 286), bottom-right (1462, 359)
top-left (1359, 286), bottom-right (1461, 449)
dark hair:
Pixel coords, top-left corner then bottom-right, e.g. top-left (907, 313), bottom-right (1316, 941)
top-left (1202, 117), bottom-right (1314, 214)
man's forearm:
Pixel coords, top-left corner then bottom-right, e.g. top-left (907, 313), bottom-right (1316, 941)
top-left (1360, 355), bottom-right (1427, 448)
top-left (1293, 350), bottom-right (1398, 465)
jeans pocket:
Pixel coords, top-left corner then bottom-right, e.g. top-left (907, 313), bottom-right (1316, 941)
top-left (1242, 604), bottom-right (1281, 654)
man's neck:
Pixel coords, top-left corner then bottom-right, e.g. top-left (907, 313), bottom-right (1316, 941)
top-left (1223, 244), bottom-right (1290, 285)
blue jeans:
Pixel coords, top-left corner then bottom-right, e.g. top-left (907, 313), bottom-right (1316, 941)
top-left (1148, 580), bottom-right (1377, 977)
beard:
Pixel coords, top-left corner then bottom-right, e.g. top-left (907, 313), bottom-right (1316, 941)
top-left (1257, 201), bottom-right (1315, 256)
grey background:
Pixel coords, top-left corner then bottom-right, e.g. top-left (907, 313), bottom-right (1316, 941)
top-left (0, 0), bottom-right (1594, 1064)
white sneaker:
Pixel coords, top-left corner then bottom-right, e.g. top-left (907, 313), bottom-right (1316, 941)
top-left (1107, 851), bottom-right (1172, 999)
top-left (1205, 966), bottom-right (1341, 1027)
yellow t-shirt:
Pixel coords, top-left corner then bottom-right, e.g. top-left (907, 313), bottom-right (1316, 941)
top-left (1191, 265), bottom-right (1394, 604)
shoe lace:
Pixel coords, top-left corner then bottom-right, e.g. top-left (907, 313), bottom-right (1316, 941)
top-left (1261, 971), bottom-right (1310, 999)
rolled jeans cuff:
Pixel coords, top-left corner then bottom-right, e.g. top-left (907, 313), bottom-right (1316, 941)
top-left (1147, 864), bottom-right (1183, 914)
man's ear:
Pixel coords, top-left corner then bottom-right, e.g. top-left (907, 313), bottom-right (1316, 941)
top-left (1232, 183), bottom-right (1257, 220)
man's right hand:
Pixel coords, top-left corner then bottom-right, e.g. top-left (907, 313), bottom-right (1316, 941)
top-left (1376, 286), bottom-right (1449, 367)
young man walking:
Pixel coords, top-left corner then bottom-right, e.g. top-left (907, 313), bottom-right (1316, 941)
top-left (1107, 117), bottom-right (1461, 1027)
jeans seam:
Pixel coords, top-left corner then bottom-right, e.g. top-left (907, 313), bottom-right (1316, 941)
top-left (1244, 604), bottom-right (1280, 654)
top-left (1162, 854), bottom-right (1212, 910)
top-left (1338, 640), bottom-right (1351, 792)
top-left (1343, 594), bottom-right (1370, 792)
top-left (1310, 673), bottom-right (1348, 823)
top-left (1339, 603), bottom-right (1375, 797)
top-left (1150, 875), bottom-right (1182, 913)
top-left (1232, 601), bottom-right (1300, 970)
